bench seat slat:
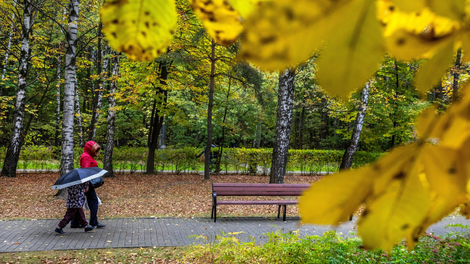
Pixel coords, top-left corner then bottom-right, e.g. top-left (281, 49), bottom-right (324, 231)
top-left (214, 187), bottom-right (309, 192)
top-left (214, 192), bottom-right (305, 196)
top-left (217, 200), bottom-right (298, 205)
top-left (213, 183), bottom-right (309, 187)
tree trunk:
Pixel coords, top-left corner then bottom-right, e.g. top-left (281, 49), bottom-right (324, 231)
top-left (215, 77), bottom-right (232, 174)
top-left (88, 24), bottom-right (103, 141)
top-left (1, 0), bottom-right (17, 89)
top-left (103, 52), bottom-right (119, 177)
top-left (60, 0), bottom-right (80, 176)
top-left (75, 84), bottom-right (84, 148)
top-left (452, 49), bottom-right (462, 102)
top-left (320, 98), bottom-right (328, 141)
top-left (340, 82), bottom-right (370, 170)
top-left (270, 68), bottom-right (296, 183)
top-left (1, 0), bottom-right (33, 177)
top-left (55, 49), bottom-right (62, 147)
top-left (298, 106), bottom-right (305, 149)
top-left (204, 40), bottom-right (216, 180)
top-left (146, 62), bottom-right (169, 174)
top-left (89, 48), bottom-right (109, 141)
top-left (54, 8), bottom-right (66, 147)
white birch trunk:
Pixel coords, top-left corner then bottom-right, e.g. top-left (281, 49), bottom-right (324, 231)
top-left (1, 0), bottom-right (17, 83)
top-left (270, 68), bottom-right (296, 183)
top-left (60, 0), bottom-right (80, 176)
top-left (103, 52), bottom-right (119, 177)
top-left (55, 53), bottom-right (62, 147)
top-left (340, 82), bottom-right (370, 170)
top-left (55, 8), bottom-right (67, 147)
top-left (1, 0), bottom-right (33, 177)
top-left (89, 49), bottom-right (109, 141)
top-left (75, 84), bottom-right (84, 148)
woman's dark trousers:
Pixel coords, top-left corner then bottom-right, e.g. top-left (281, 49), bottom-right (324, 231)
top-left (71, 185), bottom-right (99, 227)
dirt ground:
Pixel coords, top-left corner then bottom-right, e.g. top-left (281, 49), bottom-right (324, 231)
top-left (0, 173), bottom-right (323, 220)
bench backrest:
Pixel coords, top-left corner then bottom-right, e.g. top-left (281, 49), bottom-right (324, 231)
top-left (212, 183), bottom-right (310, 196)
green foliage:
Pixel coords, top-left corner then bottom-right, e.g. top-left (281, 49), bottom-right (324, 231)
top-left (0, 146), bottom-right (381, 174)
top-left (182, 230), bottom-right (470, 263)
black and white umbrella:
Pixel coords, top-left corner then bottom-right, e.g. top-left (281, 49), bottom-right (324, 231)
top-left (51, 167), bottom-right (107, 190)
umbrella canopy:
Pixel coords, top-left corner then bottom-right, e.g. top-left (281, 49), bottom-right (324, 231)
top-left (51, 167), bottom-right (107, 190)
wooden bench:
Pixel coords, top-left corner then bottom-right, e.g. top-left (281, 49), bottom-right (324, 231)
top-left (211, 183), bottom-right (310, 222)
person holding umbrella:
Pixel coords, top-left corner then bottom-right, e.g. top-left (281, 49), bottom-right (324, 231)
top-left (55, 181), bottom-right (96, 234)
top-left (52, 167), bottom-right (107, 234)
top-left (70, 141), bottom-right (106, 229)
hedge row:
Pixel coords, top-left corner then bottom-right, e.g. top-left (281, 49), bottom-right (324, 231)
top-left (0, 146), bottom-right (383, 175)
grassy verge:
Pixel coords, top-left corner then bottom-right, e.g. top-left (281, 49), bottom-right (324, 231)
top-left (181, 229), bottom-right (470, 263)
top-left (2, 229), bottom-right (469, 263)
top-left (0, 246), bottom-right (184, 263)
top-left (3, 161), bottom-right (341, 174)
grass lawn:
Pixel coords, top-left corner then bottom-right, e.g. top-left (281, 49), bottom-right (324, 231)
top-left (0, 247), bottom-right (184, 263)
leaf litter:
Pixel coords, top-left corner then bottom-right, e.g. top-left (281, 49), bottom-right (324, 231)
top-left (0, 173), bottom-right (322, 220)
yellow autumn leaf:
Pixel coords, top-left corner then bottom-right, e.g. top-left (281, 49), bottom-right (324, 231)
top-left (414, 146), bottom-right (468, 240)
top-left (100, 0), bottom-right (177, 61)
top-left (415, 106), bottom-right (439, 139)
top-left (415, 39), bottom-right (454, 94)
top-left (190, 0), bottom-right (243, 46)
top-left (316, 0), bottom-right (384, 99)
top-left (458, 31), bottom-right (470, 62)
top-left (382, 8), bottom-right (459, 60)
top-left (370, 145), bottom-right (418, 195)
top-left (425, 82), bottom-right (470, 148)
top-left (299, 166), bottom-right (374, 225)
top-left (459, 137), bottom-right (470, 218)
top-left (228, 0), bottom-right (260, 18)
top-left (393, 0), bottom-right (425, 13)
top-left (358, 163), bottom-right (432, 251)
top-left (437, 115), bottom-right (470, 149)
top-left (240, 0), bottom-right (345, 71)
top-left (427, 0), bottom-right (466, 22)
top-left (384, 30), bottom-right (446, 60)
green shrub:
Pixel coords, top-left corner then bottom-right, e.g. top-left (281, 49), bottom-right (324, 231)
top-left (182, 229), bottom-right (470, 263)
top-left (2, 146), bottom-right (383, 174)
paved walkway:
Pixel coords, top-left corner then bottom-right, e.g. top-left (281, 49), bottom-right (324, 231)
top-left (1, 216), bottom-right (469, 252)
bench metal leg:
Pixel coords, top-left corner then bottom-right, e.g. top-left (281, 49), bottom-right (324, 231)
top-left (214, 205), bottom-right (217, 223)
top-left (283, 205), bottom-right (287, 221)
top-left (277, 205), bottom-right (281, 218)
top-left (212, 193), bottom-right (217, 223)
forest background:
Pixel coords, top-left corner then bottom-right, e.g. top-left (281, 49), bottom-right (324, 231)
top-left (1, 0), bottom-right (464, 176)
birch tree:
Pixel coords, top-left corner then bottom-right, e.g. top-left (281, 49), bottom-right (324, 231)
top-left (103, 52), bottom-right (119, 177)
top-left (60, 0), bottom-right (80, 176)
top-left (339, 82), bottom-right (370, 170)
top-left (1, 0), bottom-right (34, 177)
top-left (75, 83), bottom-right (84, 148)
top-left (270, 68), bottom-right (296, 183)
top-left (1, 0), bottom-right (17, 87)
top-left (54, 8), bottom-right (67, 147)
top-left (88, 46), bottom-right (109, 141)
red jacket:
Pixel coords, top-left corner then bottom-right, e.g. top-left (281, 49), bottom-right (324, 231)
top-left (80, 141), bottom-right (99, 168)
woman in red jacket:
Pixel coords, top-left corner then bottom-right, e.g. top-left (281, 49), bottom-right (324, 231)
top-left (71, 141), bottom-right (106, 228)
